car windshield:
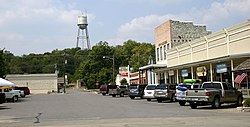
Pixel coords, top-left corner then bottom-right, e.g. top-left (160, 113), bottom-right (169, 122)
top-left (119, 85), bottom-right (127, 89)
top-left (129, 85), bottom-right (138, 89)
top-left (146, 85), bottom-right (156, 90)
top-left (155, 84), bottom-right (167, 90)
top-left (107, 85), bottom-right (117, 89)
top-left (100, 85), bottom-right (107, 88)
top-left (202, 83), bottom-right (222, 89)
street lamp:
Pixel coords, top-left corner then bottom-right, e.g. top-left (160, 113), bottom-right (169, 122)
top-left (63, 52), bottom-right (67, 93)
top-left (103, 55), bottom-right (115, 84)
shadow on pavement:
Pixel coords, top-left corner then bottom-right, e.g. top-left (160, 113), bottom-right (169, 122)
top-left (0, 105), bottom-right (11, 110)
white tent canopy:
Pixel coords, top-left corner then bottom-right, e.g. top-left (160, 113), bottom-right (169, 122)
top-left (0, 78), bottom-right (15, 86)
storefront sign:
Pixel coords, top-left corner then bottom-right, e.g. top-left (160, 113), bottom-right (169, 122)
top-left (216, 63), bottom-right (227, 73)
top-left (181, 69), bottom-right (189, 77)
top-left (169, 70), bottom-right (174, 76)
top-left (119, 66), bottom-right (129, 76)
top-left (196, 66), bottom-right (207, 76)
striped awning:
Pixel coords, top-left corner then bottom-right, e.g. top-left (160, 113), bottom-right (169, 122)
top-left (233, 58), bottom-right (250, 71)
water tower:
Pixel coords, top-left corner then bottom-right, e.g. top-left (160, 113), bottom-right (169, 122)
top-left (76, 15), bottom-right (91, 49)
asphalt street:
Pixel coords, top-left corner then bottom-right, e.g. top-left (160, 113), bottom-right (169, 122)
top-left (0, 88), bottom-right (249, 127)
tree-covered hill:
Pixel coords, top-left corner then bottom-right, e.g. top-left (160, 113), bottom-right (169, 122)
top-left (1, 40), bottom-right (155, 88)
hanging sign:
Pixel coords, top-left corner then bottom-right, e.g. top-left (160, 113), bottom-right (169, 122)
top-left (181, 69), bottom-right (189, 77)
top-left (216, 63), bottom-right (227, 73)
top-left (169, 70), bottom-right (174, 76)
top-left (196, 66), bottom-right (207, 76)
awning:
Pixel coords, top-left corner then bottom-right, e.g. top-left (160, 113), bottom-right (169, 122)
top-left (233, 58), bottom-right (250, 71)
top-left (139, 64), bottom-right (167, 70)
top-left (0, 78), bottom-right (15, 87)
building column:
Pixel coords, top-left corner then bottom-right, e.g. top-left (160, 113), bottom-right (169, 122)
top-left (210, 63), bottom-right (213, 82)
top-left (191, 66), bottom-right (194, 79)
top-left (231, 59), bottom-right (235, 87)
top-left (155, 72), bottom-right (158, 84)
top-left (164, 71), bottom-right (167, 83)
top-left (176, 69), bottom-right (179, 84)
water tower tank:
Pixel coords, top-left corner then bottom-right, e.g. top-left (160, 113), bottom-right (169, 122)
top-left (77, 15), bottom-right (88, 30)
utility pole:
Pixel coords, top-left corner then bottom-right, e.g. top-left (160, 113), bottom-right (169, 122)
top-left (63, 52), bottom-right (67, 93)
top-left (112, 54), bottom-right (115, 84)
top-left (103, 55), bottom-right (115, 84)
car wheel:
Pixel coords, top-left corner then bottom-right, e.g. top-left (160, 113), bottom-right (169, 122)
top-left (179, 101), bottom-right (186, 106)
top-left (120, 92), bottom-right (124, 97)
top-left (212, 97), bottom-right (221, 109)
top-left (12, 96), bottom-right (18, 103)
top-left (112, 94), bottom-right (116, 97)
top-left (190, 102), bottom-right (197, 109)
top-left (157, 98), bottom-right (162, 103)
top-left (170, 95), bottom-right (176, 102)
top-left (147, 99), bottom-right (151, 101)
top-left (130, 96), bottom-right (135, 99)
top-left (102, 93), bottom-right (106, 96)
top-left (236, 96), bottom-right (243, 107)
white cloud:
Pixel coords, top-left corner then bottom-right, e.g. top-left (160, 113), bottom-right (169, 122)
top-left (113, 0), bottom-right (250, 45)
top-left (0, 0), bottom-right (96, 55)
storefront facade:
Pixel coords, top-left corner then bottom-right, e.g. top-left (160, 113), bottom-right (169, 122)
top-left (152, 20), bottom-right (250, 96)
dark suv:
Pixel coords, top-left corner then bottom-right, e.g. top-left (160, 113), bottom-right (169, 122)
top-left (0, 93), bottom-right (5, 104)
top-left (154, 84), bottom-right (177, 102)
top-left (128, 84), bottom-right (147, 99)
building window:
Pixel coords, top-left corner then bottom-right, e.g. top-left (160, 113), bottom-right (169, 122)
top-left (163, 45), bottom-right (166, 60)
top-left (160, 47), bottom-right (163, 61)
top-left (167, 43), bottom-right (170, 49)
top-left (157, 48), bottom-right (159, 61)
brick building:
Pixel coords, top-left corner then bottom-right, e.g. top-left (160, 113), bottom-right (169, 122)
top-left (140, 20), bottom-right (211, 84)
top-left (155, 20), bottom-right (211, 64)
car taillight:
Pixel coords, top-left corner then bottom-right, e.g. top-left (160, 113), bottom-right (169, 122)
top-left (206, 92), bottom-right (211, 96)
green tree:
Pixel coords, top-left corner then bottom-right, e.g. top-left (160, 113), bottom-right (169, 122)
top-left (0, 50), bottom-right (5, 78)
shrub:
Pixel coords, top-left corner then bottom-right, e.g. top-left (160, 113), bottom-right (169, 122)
top-left (243, 98), bottom-right (250, 107)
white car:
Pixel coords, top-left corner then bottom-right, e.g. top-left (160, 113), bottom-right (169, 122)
top-left (143, 84), bottom-right (157, 101)
top-left (0, 89), bottom-right (21, 102)
top-left (176, 83), bottom-right (201, 106)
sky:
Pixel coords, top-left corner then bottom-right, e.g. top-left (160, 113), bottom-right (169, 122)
top-left (0, 0), bottom-right (250, 56)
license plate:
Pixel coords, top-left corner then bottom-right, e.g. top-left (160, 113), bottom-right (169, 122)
top-left (192, 98), bottom-right (199, 101)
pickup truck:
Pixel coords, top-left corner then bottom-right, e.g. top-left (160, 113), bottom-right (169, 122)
top-left (108, 85), bottom-right (129, 97)
top-left (185, 82), bottom-right (243, 109)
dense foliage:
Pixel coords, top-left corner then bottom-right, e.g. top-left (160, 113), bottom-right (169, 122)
top-left (1, 40), bottom-right (155, 89)
top-left (0, 49), bottom-right (6, 78)
top-left (243, 98), bottom-right (250, 107)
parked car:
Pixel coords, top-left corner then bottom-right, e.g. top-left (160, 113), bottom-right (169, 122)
top-left (154, 83), bottom-right (177, 102)
top-left (176, 83), bottom-right (201, 106)
top-left (0, 93), bottom-right (5, 104)
top-left (14, 87), bottom-right (30, 96)
top-left (12, 90), bottom-right (25, 98)
top-left (128, 84), bottom-right (147, 99)
top-left (0, 88), bottom-right (20, 102)
top-left (143, 84), bottom-right (157, 101)
top-left (108, 85), bottom-right (129, 97)
top-left (185, 81), bottom-right (243, 109)
top-left (99, 85), bottom-right (109, 96)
